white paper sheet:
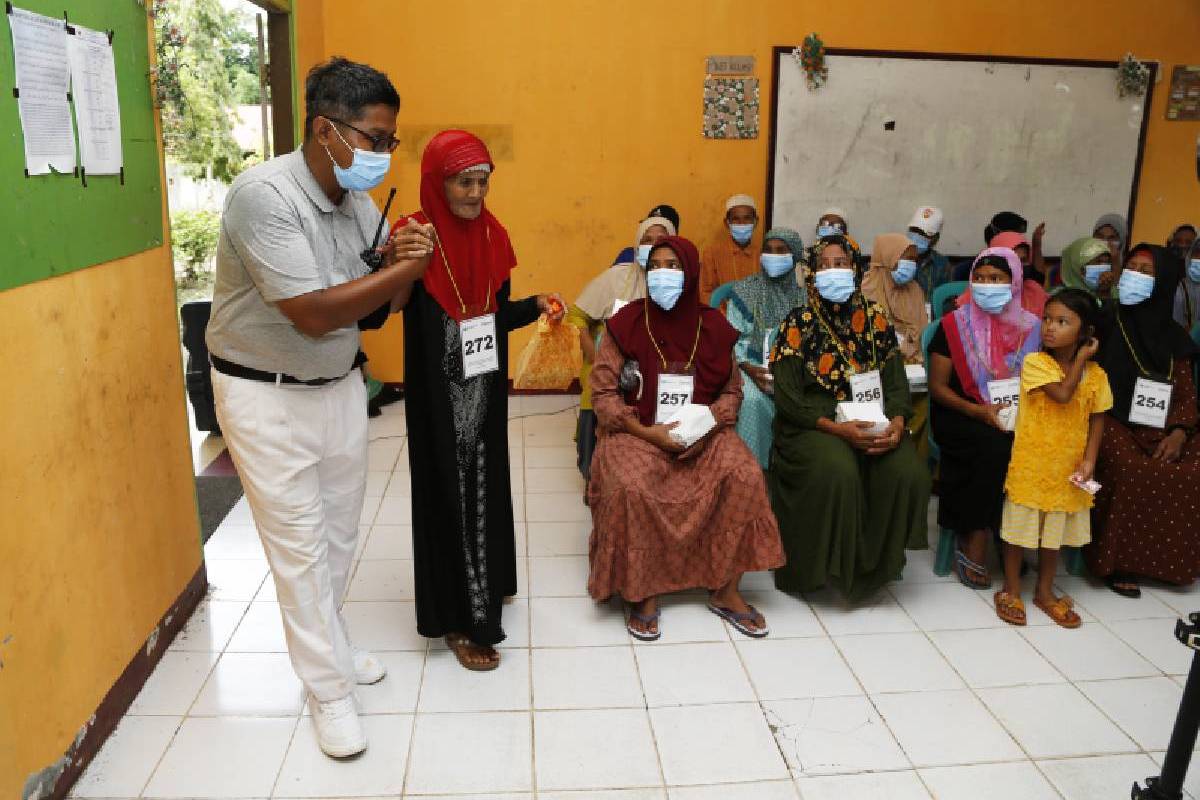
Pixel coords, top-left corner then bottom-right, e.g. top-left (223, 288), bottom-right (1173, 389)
top-left (7, 6), bottom-right (76, 175)
top-left (66, 23), bottom-right (122, 175)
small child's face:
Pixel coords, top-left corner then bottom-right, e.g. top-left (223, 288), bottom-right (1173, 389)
top-left (1041, 300), bottom-right (1082, 351)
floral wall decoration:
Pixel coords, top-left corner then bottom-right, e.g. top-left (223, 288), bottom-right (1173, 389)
top-left (703, 77), bottom-right (760, 139)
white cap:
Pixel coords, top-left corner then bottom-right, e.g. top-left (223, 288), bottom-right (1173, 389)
top-left (821, 206), bottom-right (847, 222)
top-left (909, 205), bottom-right (944, 236)
top-left (725, 193), bottom-right (757, 212)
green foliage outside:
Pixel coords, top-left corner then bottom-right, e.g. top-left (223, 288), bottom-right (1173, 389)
top-left (171, 209), bottom-right (222, 290)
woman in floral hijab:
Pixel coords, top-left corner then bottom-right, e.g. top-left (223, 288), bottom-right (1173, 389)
top-left (767, 234), bottom-right (931, 599)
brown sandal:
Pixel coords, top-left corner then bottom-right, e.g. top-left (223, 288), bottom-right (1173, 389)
top-left (444, 633), bottom-right (501, 671)
top-left (994, 591), bottom-right (1027, 626)
top-left (1035, 596), bottom-right (1082, 629)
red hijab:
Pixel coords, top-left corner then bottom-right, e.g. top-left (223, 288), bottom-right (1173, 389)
top-left (606, 236), bottom-right (738, 426)
top-left (391, 130), bottom-right (516, 321)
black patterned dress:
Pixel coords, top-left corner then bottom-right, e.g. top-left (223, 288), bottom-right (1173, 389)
top-left (403, 280), bottom-right (540, 645)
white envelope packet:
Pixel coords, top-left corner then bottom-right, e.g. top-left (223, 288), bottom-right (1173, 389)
top-left (997, 403), bottom-right (1018, 432)
top-left (665, 403), bottom-right (717, 448)
top-left (835, 401), bottom-right (890, 435)
top-left (905, 364), bottom-right (927, 393)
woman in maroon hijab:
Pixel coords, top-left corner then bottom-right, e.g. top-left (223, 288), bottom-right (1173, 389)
top-left (587, 236), bottom-right (785, 640)
top-left (397, 130), bottom-right (562, 670)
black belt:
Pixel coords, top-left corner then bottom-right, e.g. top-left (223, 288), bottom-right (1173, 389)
top-left (210, 355), bottom-right (351, 386)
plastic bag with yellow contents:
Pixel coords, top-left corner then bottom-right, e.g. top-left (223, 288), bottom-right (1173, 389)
top-left (513, 314), bottom-right (582, 390)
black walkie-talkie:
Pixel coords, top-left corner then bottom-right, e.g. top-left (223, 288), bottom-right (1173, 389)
top-left (360, 187), bottom-right (397, 273)
top-left (358, 188), bottom-right (398, 330)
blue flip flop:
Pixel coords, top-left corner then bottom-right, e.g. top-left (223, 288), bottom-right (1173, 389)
top-left (954, 548), bottom-right (991, 590)
top-left (626, 608), bottom-right (661, 642)
top-left (708, 603), bottom-right (769, 638)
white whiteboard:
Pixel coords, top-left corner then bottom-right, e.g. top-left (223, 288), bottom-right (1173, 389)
top-left (768, 52), bottom-right (1153, 257)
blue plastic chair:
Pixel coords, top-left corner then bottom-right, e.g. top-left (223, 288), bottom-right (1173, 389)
top-left (920, 319), bottom-right (958, 577)
top-left (709, 280), bottom-right (737, 310)
top-left (930, 280), bottom-right (968, 320)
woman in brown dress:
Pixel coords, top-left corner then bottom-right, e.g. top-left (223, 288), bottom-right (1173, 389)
top-left (1088, 244), bottom-right (1200, 596)
top-left (587, 236), bottom-right (785, 640)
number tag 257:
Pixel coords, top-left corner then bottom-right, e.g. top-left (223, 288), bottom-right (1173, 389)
top-left (655, 373), bottom-right (694, 424)
top-left (460, 314), bottom-right (499, 379)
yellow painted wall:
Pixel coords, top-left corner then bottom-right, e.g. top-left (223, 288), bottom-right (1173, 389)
top-left (296, 0), bottom-right (1200, 381)
top-left (0, 242), bottom-right (202, 796)
top-left (0, 19), bottom-right (201, 795)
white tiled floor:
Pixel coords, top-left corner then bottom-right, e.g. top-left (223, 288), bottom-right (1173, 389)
top-left (78, 395), bottom-right (1200, 799)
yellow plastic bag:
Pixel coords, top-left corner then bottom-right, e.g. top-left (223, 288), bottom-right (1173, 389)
top-left (513, 315), bottom-right (582, 390)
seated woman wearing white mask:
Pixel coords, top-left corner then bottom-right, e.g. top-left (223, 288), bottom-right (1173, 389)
top-left (1089, 244), bottom-right (1200, 597)
top-left (726, 227), bottom-right (806, 469)
top-left (769, 235), bottom-right (930, 600)
top-left (587, 236), bottom-right (784, 641)
top-left (568, 216), bottom-right (676, 484)
top-left (928, 248), bottom-right (1041, 589)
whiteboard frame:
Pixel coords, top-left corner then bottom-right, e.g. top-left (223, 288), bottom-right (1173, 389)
top-left (764, 47), bottom-right (1157, 258)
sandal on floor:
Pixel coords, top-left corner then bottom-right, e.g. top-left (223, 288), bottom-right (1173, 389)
top-left (444, 633), bottom-right (501, 671)
top-left (1106, 575), bottom-right (1142, 599)
top-left (708, 603), bottom-right (770, 638)
top-left (954, 548), bottom-right (991, 590)
top-left (626, 608), bottom-right (661, 642)
top-left (1035, 596), bottom-right (1082, 629)
top-left (994, 591), bottom-right (1027, 626)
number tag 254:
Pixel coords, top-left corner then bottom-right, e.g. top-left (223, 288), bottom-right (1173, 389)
top-left (655, 373), bottom-right (694, 425)
top-left (460, 314), bottom-right (499, 379)
top-left (1130, 377), bottom-right (1172, 429)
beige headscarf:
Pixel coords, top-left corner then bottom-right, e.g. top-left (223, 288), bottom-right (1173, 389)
top-left (573, 216), bottom-right (676, 321)
top-left (861, 232), bottom-right (929, 364)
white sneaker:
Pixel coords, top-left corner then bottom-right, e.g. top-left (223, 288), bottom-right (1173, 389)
top-left (309, 695), bottom-right (367, 758)
top-left (353, 648), bottom-right (387, 685)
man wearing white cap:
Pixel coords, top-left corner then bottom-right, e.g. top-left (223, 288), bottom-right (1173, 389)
top-left (700, 193), bottom-right (760, 303)
top-left (906, 205), bottom-right (952, 298)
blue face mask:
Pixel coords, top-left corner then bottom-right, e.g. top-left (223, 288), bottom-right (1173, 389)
top-left (1189, 259), bottom-right (1200, 284)
top-left (906, 230), bottom-right (930, 255)
top-left (971, 283), bottom-right (1013, 315)
top-left (817, 223), bottom-right (844, 238)
top-left (729, 223), bottom-right (755, 245)
top-left (1083, 263), bottom-right (1111, 290)
top-left (760, 253), bottom-right (794, 278)
top-left (1118, 269), bottom-right (1155, 306)
top-left (647, 268), bottom-right (685, 310)
top-left (813, 268), bottom-right (856, 304)
top-left (326, 125), bottom-right (391, 191)
top-left (893, 259), bottom-right (918, 285)
top-left (635, 244), bottom-right (653, 268)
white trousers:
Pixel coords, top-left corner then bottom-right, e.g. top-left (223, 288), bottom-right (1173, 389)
top-left (212, 368), bottom-right (368, 702)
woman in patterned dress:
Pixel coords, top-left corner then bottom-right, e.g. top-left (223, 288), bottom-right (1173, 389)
top-left (400, 130), bottom-right (562, 670)
top-left (587, 236), bottom-right (785, 640)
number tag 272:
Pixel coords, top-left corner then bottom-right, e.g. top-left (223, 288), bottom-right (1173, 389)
top-left (655, 373), bottom-right (694, 424)
top-left (460, 314), bottom-right (499, 379)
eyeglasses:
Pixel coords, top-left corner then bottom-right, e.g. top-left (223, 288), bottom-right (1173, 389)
top-left (327, 117), bottom-right (400, 154)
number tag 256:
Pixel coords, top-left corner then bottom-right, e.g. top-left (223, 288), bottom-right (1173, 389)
top-left (849, 370), bottom-right (883, 409)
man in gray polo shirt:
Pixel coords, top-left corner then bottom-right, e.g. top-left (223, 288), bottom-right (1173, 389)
top-left (207, 57), bottom-right (433, 758)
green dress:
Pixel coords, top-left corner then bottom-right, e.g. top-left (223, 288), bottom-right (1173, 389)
top-left (769, 352), bottom-right (930, 599)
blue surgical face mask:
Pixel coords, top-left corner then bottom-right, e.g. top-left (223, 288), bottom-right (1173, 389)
top-left (813, 268), bottom-right (856, 304)
top-left (1118, 269), bottom-right (1155, 306)
top-left (760, 253), bottom-right (794, 278)
top-left (647, 268), bottom-right (685, 310)
top-left (1084, 263), bottom-right (1111, 290)
top-left (906, 230), bottom-right (930, 255)
top-left (326, 125), bottom-right (391, 191)
top-left (893, 259), bottom-right (918, 285)
top-left (971, 282), bottom-right (1013, 315)
top-left (1189, 258), bottom-right (1200, 284)
top-left (729, 223), bottom-right (755, 245)
top-left (817, 223), bottom-right (844, 238)
top-left (635, 244), bottom-right (653, 268)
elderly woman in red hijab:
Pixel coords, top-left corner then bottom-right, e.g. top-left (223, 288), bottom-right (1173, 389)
top-left (587, 236), bottom-right (785, 641)
top-left (395, 130), bottom-right (563, 671)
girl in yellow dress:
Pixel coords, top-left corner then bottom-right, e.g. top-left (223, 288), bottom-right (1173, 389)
top-left (997, 288), bottom-right (1113, 628)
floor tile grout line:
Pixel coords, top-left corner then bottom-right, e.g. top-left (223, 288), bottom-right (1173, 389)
top-left (397, 638), bottom-right (429, 798)
top-left (882, 582), bottom-right (1071, 797)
